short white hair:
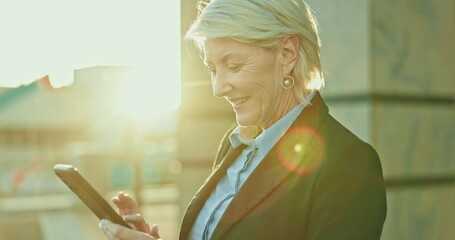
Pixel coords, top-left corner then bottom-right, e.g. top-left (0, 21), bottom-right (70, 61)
top-left (186, 0), bottom-right (324, 102)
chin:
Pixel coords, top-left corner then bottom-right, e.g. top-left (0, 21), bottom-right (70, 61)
top-left (235, 114), bottom-right (260, 127)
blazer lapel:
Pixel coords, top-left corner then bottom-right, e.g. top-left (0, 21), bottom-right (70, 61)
top-left (210, 149), bottom-right (290, 239)
top-left (179, 144), bottom-right (246, 240)
top-left (211, 92), bottom-right (329, 239)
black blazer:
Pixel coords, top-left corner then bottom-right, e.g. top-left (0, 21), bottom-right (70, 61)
top-left (180, 92), bottom-right (387, 240)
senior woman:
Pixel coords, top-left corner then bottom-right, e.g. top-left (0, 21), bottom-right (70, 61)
top-left (99, 0), bottom-right (387, 239)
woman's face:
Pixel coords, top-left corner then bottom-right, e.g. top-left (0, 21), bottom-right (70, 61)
top-left (203, 38), bottom-right (295, 128)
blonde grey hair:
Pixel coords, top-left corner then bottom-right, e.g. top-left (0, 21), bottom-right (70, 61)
top-left (185, 0), bottom-right (324, 102)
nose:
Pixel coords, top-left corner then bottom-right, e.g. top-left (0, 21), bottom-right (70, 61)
top-left (212, 72), bottom-right (232, 98)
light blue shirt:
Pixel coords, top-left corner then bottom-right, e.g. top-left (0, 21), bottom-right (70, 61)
top-left (189, 93), bottom-right (314, 240)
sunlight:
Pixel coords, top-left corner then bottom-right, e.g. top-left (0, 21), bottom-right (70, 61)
top-left (117, 67), bottom-right (181, 120)
top-left (115, 0), bottom-right (181, 119)
top-left (0, 0), bottom-right (181, 93)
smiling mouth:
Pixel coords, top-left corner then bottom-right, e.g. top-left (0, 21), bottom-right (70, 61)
top-left (229, 97), bottom-right (249, 107)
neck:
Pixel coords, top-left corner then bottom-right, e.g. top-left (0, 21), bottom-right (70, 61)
top-left (238, 126), bottom-right (262, 141)
top-left (261, 93), bottom-right (300, 129)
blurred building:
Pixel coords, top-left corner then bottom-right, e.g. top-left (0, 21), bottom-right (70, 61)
top-left (0, 67), bottom-right (180, 239)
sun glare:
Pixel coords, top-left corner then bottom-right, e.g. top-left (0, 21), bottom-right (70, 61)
top-left (0, 0), bottom-right (181, 95)
top-left (117, 67), bottom-right (181, 120)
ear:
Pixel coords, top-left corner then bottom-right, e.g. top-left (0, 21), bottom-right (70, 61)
top-left (280, 35), bottom-right (300, 75)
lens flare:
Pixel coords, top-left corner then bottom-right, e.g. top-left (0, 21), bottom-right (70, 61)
top-left (277, 126), bottom-right (325, 175)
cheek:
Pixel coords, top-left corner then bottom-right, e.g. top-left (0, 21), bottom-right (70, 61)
top-left (250, 84), bottom-right (275, 119)
top-left (244, 71), bottom-right (280, 107)
top-left (257, 75), bottom-right (282, 116)
top-left (258, 74), bottom-right (281, 100)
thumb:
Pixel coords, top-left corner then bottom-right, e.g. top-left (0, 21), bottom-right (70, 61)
top-left (150, 224), bottom-right (160, 239)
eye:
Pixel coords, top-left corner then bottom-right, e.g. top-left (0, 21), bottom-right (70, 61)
top-left (227, 63), bottom-right (242, 72)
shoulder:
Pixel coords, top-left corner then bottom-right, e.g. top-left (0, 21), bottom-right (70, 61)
top-left (306, 115), bottom-right (387, 238)
top-left (319, 114), bottom-right (382, 173)
top-left (313, 114), bottom-right (386, 208)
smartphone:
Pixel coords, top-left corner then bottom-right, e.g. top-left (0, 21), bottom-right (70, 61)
top-left (53, 164), bottom-right (131, 229)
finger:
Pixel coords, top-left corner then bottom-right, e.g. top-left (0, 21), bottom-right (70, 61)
top-left (99, 220), bottom-right (120, 240)
top-left (105, 230), bottom-right (121, 240)
top-left (123, 214), bottom-right (150, 233)
top-left (112, 192), bottom-right (131, 208)
top-left (112, 192), bottom-right (139, 215)
top-left (112, 196), bottom-right (126, 216)
top-left (100, 219), bottom-right (156, 240)
top-left (117, 192), bottom-right (140, 214)
top-left (150, 224), bottom-right (161, 239)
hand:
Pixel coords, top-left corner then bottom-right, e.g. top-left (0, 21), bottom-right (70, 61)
top-left (110, 192), bottom-right (161, 238)
top-left (99, 219), bottom-right (161, 240)
top-left (112, 191), bottom-right (139, 216)
top-left (112, 192), bottom-right (151, 232)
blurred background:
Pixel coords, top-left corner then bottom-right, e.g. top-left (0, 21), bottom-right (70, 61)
top-left (0, 0), bottom-right (453, 239)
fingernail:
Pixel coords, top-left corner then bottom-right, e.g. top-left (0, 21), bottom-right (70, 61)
top-left (151, 224), bottom-right (160, 238)
top-left (103, 220), bottom-right (119, 233)
top-left (98, 219), bottom-right (105, 229)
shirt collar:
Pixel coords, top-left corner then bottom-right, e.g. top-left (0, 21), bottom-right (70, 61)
top-left (229, 91), bottom-right (315, 149)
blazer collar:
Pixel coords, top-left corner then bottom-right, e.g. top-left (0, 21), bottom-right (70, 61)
top-left (179, 144), bottom-right (247, 239)
top-left (180, 92), bottom-right (329, 240)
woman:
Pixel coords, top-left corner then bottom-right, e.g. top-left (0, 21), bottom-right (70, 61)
top-left (99, 0), bottom-right (387, 239)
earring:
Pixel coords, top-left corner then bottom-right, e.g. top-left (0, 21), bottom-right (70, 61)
top-left (281, 75), bottom-right (295, 89)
